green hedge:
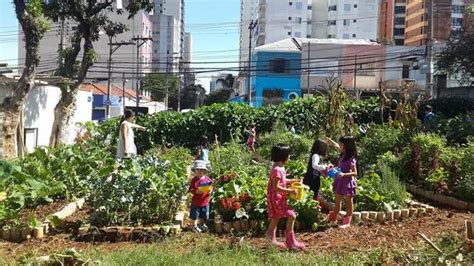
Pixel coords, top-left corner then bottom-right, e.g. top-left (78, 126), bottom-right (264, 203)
top-left (93, 97), bottom-right (380, 153)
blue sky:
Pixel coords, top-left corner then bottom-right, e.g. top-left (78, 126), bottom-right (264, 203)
top-left (0, 1), bottom-right (19, 68)
top-left (185, 0), bottom-right (240, 89)
top-left (0, 0), bottom-right (240, 89)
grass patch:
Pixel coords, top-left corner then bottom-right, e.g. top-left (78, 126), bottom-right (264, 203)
top-left (3, 232), bottom-right (472, 265)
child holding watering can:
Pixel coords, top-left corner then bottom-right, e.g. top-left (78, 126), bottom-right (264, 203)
top-left (303, 139), bottom-right (330, 204)
top-left (266, 144), bottom-right (305, 250)
top-left (188, 160), bottom-right (213, 233)
top-left (326, 136), bottom-right (358, 228)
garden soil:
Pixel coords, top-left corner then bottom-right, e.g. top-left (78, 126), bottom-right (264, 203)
top-left (1, 207), bottom-right (472, 260)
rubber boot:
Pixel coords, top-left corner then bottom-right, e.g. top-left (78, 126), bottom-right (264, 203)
top-left (284, 230), bottom-right (305, 250)
top-left (339, 215), bottom-right (352, 228)
top-left (266, 229), bottom-right (286, 249)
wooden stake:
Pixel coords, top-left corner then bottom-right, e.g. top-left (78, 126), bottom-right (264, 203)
top-left (466, 220), bottom-right (473, 240)
top-left (417, 232), bottom-right (443, 254)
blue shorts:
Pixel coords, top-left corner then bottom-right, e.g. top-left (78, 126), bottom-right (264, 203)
top-left (190, 205), bottom-right (209, 221)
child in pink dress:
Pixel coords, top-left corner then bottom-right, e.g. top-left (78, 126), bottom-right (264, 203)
top-left (266, 144), bottom-right (305, 250)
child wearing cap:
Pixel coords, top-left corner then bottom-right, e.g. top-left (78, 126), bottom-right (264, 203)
top-left (188, 160), bottom-right (213, 233)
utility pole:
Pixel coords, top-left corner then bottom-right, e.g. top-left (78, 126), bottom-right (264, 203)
top-left (353, 55), bottom-right (358, 100)
top-left (105, 39), bottom-right (134, 119)
top-left (178, 57), bottom-right (182, 111)
top-left (247, 19), bottom-right (258, 106)
top-left (122, 73), bottom-right (127, 112)
top-left (307, 41), bottom-right (311, 95)
top-left (132, 36), bottom-right (153, 108)
top-left (426, 0), bottom-right (434, 97)
top-left (59, 17), bottom-right (65, 54)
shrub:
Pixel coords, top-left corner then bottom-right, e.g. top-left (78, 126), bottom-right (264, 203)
top-left (358, 125), bottom-right (402, 171)
top-left (257, 129), bottom-right (314, 162)
top-left (420, 97), bottom-right (474, 119)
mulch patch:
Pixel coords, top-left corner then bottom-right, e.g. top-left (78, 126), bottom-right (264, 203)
top-left (15, 200), bottom-right (67, 226)
top-left (1, 207), bottom-right (472, 260)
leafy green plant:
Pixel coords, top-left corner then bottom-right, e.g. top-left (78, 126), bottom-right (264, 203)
top-left (88, 155), bottom-right (189, 227)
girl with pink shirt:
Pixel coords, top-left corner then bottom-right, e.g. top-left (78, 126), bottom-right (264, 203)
top-left (266, 144), bottom-right (305, 250)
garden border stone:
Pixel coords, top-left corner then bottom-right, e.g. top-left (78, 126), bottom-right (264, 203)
top-left (74, 196), bottom-right (188, 243)
top-left (406, 184), bottom-right (473, 211)
top-left (1, 198), bottom-right (86, 243)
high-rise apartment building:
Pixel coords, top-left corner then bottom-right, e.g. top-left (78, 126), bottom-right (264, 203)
top-left (405, 0), bottom-right (473, 46)
top-left (239, 0), bottom-right (258, 69)
top-left (183, 32), bottom-right (195, 86)
top-left (379, 0), bottom-right (406, 45)
top-left (151, 0), bottom-right (185, 73)
top-left (255, 0), bottom-right (312, 46)
top-left (312, 0), bottom-right (380, 40)
top-left (18, 1), bottom-right (153, 89)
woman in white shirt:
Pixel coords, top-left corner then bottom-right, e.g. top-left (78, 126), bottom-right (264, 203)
top-left (303, 140), bottom-right (329, 200)
top-left (116, 110), bottom-right (146, 159)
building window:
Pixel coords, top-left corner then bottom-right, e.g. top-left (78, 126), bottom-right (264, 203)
top-left (288, 17), bottom-right (292, 20)
top-left (307, 5), bottom-right (312, 10)
top-left (395, 39), bottom-right (404, 45)
top-left (352, 34), bottom-right (356, 37)
top-left (452, 17), bottom-right (463, 27)
top-left (328, 20), bottom-right (337, 25)
top-left (270, 59), bottom-right (289, 73)
top-left (452, 5), bottom-right (464, 13)
top-left (343, 33), bottom-right (350, 39)
top-left (289, 1), bottom-right (292, 5)
top-left (329, 5), bottom-right (337, 11)
top-left (394, 17), bottom-right (405, 25)
top-left (306, 34), bottom-right (312, 38)
top-left (343, 19), bottom-right (350, 26)
top-left (394, 6), bottom-right (406, 14)
top-left (297, 17), bottom-right (303, 24)
top-left (344, 4), bottom-right (351, 11)
top-left (288, 31), bottom-right (292, 35)
top-left (327, 34), bottom-right (334, 38)
top-left (354, 4), bottom-right (358, 8)
top-left (295, 2), bottom-right (303, 9)
top-left (402, 65), bottom-right (410, 79)
top-left (394, 28), bottom-right (405, 35)
top-left (353, 19), bottom-right (357, 23)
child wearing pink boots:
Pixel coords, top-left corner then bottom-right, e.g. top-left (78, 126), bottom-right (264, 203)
top-left (326, 136), bottom-right (358, 228)
top-left (266, 144), bottom-right (305, 250)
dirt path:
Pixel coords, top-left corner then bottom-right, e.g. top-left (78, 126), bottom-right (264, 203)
top-left (1, 207), bottom-right (472, 260)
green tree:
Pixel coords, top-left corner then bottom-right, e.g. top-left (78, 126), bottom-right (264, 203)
top-left (181, 84), bottom-right (206, 110)
top-left (43, 0), bottom-right (153, 147)
top-left (437, 30), bottom-right (474, 86)
top-left (0, 0), bottom-right (49, 158)
top-left (205, 89), bottom-right (233, 106)
top-left (141, 73), bottom-right (179, 108)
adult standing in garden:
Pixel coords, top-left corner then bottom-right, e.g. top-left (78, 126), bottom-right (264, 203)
top-left (116, 110), bottom-right (146, 159)
top-left (423, 105), bottom-right (436, 131)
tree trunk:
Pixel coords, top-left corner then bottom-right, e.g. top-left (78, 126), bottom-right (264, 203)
top-left (50, 36), bottom-right (94, 146)
top-left (0, 1), bottom-right (44, 159)
top-left (49, 85), bottom-right (77, 147)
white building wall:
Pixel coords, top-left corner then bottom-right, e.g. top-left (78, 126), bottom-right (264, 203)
top-left (21, 86), bottom-right (93, 152)
top-left (256, 0), bottom-right (311, 46)
top-left (311, 0), bottom-right (329, 38)
top-left (327, 0), bottom-right (380, 40)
